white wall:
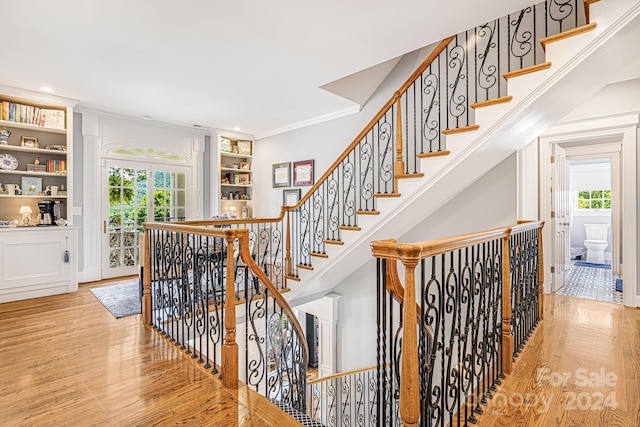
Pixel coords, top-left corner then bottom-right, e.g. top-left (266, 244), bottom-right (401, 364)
top-left (253, 43), bottom-right (439, 217)
top-left (334, 154), bottom-right (517, 371)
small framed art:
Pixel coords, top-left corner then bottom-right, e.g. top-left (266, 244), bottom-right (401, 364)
top-left (293, 159), bottom-right (314, 186)
top-left (283, 189), bottom-right (301, 207)
top-left (21, 136), bottom-right (39, 148)
top-left (272, 162), bottom-right (291, 187)
top-left (22, 176), bottom-right (43, 195)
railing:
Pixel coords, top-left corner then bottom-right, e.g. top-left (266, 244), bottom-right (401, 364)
top-left (371, 221), bottom-right (544, 427)
top-left (199, 0), bottom-right (582, 285)
top-left (142, 223), bottom-right (308, 412)
top-left (306, 366), bottom-right (381, 426)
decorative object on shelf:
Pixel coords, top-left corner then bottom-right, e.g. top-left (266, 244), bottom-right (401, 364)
top-left (0, 219), bottom-right (17, 228)
top-left (21, 176), bottom-right (42, 195)
top-left (34, 156), bottom-right (41, 165)
top-left (27, 164), bottom-right (46, 172)
top-left (239, 162), bottom-right (250, 170)
top-left (0, 153), bottom-right (18, 170)
top-left (272, 162), bottom-right (291, 187)
top-left (220, 138), bottom-right (232, 153)
top-left (19, 205), bottom-right (32, 226)
top-left (237, 140), bottom-right (252, 155)
top-left (0, 127), bottom-right (10, 145)
top-left (293, 159), bottom-right (314, 186)
top-left (6, 184), bottom-right (21, 195)
top-left (55, 218), bottom-right (67, 226)
top-left (283, 188), bottom-right (301, 207)
top-left (39, 109), bottom-right (66, 129)
top-left (20, 136), bottom-right (39, 148)
top-left (44, 144), bottom-right (67, 151)
top-left (50, 185), bottom-right (59, 196)
top-left (228, 206), bottom-right (238, 218)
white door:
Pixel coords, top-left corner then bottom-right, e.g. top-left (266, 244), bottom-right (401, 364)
top-left (102, 160), bottom-right (189, 279)
top-left (552, 145), bottom-right (571, 291)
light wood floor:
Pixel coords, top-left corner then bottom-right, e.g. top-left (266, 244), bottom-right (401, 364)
top-left (0, 278), bottom-right (301, 427)
top-left (481, 294), bottom-right (640, 426)
top-left (2, 282), bottom-right (638, 427)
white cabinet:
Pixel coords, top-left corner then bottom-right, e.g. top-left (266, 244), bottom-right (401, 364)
top-left (215, 131), bottom-right (254, 218)
top-left (0, 226), bottom-right (78, 303)
top-left (0, 86), bottom-right (75, 225)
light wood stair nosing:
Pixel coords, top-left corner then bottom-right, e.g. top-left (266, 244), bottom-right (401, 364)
top-left (356, 210), bottom-right (380, 215)
top-left (417, 150), bottom-right (451, 159)
top-left (503, 62), bottom-right (552, 80)
top-left (470, 96), bottom-right (513, 109)
top-left (395, 173), bottom-right (425, 179)
top-left (338, 225), bottom-right (361, 231)
top-left (296, 263), bottom-right (314, 271)
top-left (540, 23), bottom-right (597, 51)
top-left (442, 124), bottom-right (480, 135)
top-left (285, 275), bottom-right (301, 282)
top-left (323, 239), bottom-right (345, 246)
top-left (374, 193), bottom-right (401, 198)
top-left (310, 252), bottom-right (329, 258)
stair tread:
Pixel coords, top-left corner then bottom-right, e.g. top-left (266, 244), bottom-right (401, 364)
top-left (470, 96), bottom-right (513, 109)
top-left (417, 150), bottom-right (451, 159)
top-left (396, 173), bottom-right (425, 179)
top-left (323, 239), bottom-right (344, 245)
top-left (374, 192), bottom-right (401, 198)
top-left (540, 23), bottom-right (597, 50)
top-left (310, 252), bottom-right (329, 258)
top-left (356, 210), bottom-right (380, 215)
top-left (297, 263), bottom-right (314, 270)
top-left (504, 62), bottom-right (552, 80)
top-left (442, 124), bottom-right (479, 135)
top-left (338, 225), bottom-right (361, 231)
top-left (285, 275), bottom-right (301, 282)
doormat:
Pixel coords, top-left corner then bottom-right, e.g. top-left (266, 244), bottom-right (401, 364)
top-left (574, 261), bottom-right (611, 269)
top-left (90, 279), bottom-right (141, 319)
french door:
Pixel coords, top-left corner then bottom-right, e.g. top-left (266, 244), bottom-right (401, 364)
top-left (551, 145), bottom-right (571, 292)
top-left (102, 159), bottom-right (189, 279)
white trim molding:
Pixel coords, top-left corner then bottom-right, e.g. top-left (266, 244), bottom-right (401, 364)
top-left (256, 105), bottom-right (360, 140)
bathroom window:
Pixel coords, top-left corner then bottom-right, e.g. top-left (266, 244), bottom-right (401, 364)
top-left (577, 190), bottom-right (611, 210)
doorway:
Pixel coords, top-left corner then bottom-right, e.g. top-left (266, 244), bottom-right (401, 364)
top-left (553, 156), bottom-right (623, 304)
top-left (537, 113), bottom-right (637, 308)
top-left (102, 158), bottom-right (190, 279)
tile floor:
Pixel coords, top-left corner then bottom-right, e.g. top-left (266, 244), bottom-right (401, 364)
top-left (554, 262), bottom-right (623, 304)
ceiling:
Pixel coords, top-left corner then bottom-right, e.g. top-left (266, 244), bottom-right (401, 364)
top-left (0, 0), bottom-right (636, 137)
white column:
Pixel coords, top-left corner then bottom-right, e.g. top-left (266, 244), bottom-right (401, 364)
top-left (79, 111), bottom-right (102, 283)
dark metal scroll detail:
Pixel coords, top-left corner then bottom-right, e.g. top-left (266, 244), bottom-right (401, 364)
top-left (307, 368), bottom-right (381, 427)
top-left (509, 227), bottom-right (541, 360)
top-left (146, 228), bottom-right (307, 414)
top-left (375, 239), bottom-right (504, 426)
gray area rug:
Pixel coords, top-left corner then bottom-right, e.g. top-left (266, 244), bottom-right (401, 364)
top-left (90, 279), bottom-right (141, 319)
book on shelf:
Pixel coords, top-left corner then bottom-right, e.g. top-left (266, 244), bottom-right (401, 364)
top-left (46, 159), bottom-right (67, 174)
top-left (220, 138), bottom-right (231, 153)
top-left (27, 164), bottom-right (47, 172)
top-left (0, 99), bottom-right (65, 129)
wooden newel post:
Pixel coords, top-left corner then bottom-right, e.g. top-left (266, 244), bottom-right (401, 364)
top-left (399, 252), bottom-right (420, 427)
top-left (501, 231), bottom-right (513, 375)
top-left (285, 209), bottom-right (292, 278)
top-left (222, 235), bottom-right (239, 389)
top-left (142, 229), bottom-right (152, 326)
top-left (538, 223), bottom-right (545, 320)
top-left (394, 93), bottom-right (404, 192)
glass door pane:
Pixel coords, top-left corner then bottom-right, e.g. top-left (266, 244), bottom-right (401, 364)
top-left (104, 164), bottom-right (149, 278)
top-left (152, 169), bottom-right (187, 222)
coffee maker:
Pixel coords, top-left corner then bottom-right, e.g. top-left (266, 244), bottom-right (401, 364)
top-left (38, 200), bottom-right (61, 226)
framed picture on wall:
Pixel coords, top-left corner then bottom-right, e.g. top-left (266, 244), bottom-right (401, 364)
top-left (293, 159), bottom-right (314, 186)
top-left (283, 189), bottom-right (301, 207)
top-left (272, 162), bottom-right (291, 187)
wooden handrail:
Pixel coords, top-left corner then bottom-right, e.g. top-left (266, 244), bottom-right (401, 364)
top-left (307, 364), bottom-right (378, 386)
top-left (290, 36), bottom-right (456, 210)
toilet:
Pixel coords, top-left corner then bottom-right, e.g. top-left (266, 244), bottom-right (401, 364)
top-left (584, 223), bottom-right (609, 264)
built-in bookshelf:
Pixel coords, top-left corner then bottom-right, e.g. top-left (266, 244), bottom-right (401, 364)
top-left (0, 87), bottom-right (75, 225)
top-left (217, 133), bottom-right (253, 218)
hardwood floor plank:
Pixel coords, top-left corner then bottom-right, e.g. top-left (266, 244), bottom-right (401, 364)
top-left (481, 295), bottom-right (640, 426)
top-left (0, 280), bottom-right (300, 426)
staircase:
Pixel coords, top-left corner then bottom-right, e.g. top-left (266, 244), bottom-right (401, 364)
top-left (285, 0), bottom-right (640, 305)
